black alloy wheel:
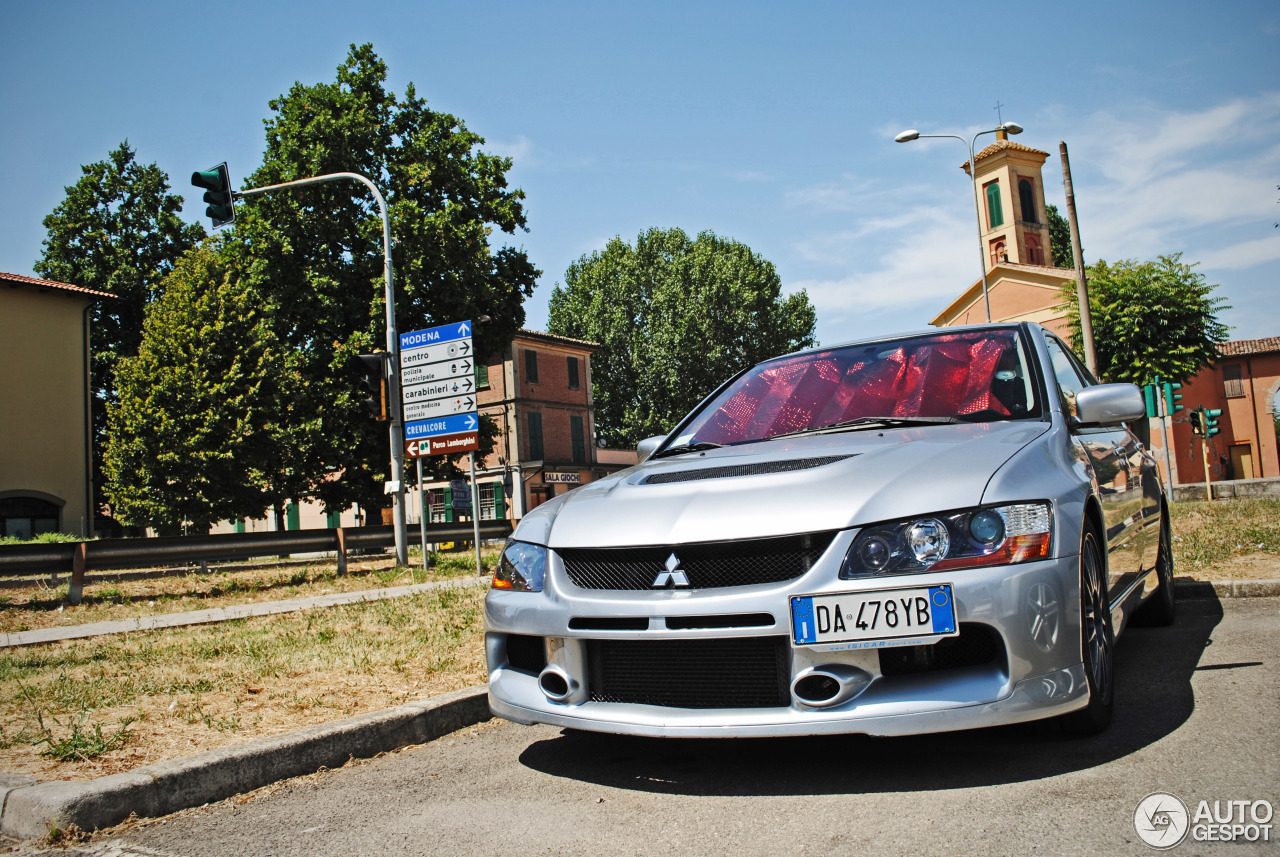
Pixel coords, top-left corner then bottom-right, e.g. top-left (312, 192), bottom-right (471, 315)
top-left (1061, 528), bottom-right (1115, 736)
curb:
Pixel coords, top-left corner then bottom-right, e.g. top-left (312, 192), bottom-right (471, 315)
top-left (1174, 577), bottom-right (1280, 599)
top-left (0, 685), bottom-right (491, 840)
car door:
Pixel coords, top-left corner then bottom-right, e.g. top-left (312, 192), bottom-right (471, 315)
top-left (1043, 336), bottom-right (1147, 601)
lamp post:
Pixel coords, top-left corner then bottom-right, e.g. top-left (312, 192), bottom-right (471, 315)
top-left (237, 172), bottom-right (409, 566)
top-left (895, 122), bottom-right (1024, 323)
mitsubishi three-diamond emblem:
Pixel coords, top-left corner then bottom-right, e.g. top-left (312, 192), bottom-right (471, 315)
top-left (652, 553), bottom-right (690, 588)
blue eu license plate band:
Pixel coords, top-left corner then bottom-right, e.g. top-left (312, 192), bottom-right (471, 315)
top-left (791, 584), bottom-right (956, 645)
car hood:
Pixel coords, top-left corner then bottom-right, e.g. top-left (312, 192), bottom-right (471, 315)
top-left (516, 421), bottom-right (1050, 548)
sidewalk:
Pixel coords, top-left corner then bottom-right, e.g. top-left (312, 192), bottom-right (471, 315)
top-left (0, 576), bottom-right (488, 648)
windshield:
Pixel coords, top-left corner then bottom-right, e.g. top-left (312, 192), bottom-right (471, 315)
top-left (671, 329), bottom-right (1039, 447)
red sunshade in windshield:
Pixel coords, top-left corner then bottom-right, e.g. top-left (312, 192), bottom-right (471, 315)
top-left (693, 333), bottom-right (1014, 445)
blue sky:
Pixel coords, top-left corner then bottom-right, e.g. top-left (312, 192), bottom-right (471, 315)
top-left (2, 1), bottom-right (1277, 347)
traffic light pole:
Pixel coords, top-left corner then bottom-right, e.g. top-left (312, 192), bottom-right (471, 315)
top-left (1156, 391), bottom-right (1175, 505)
top-left (236, 172), bottom-right (409, 565)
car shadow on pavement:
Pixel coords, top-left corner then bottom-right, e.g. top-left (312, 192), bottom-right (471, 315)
top-left (518, 596), bottom-right (1224, 796)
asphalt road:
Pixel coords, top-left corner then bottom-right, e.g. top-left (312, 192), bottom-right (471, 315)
top-left (49, 596), bottom-right (1280, 856)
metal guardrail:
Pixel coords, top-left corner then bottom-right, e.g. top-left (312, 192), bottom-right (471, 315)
top-left (0, 521), bottom-right (513, 603)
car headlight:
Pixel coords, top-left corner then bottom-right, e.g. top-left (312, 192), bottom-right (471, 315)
top-left (493, 540), bottom-right (547, 591)
top-left (840, 502), bottom-right (1052, 577)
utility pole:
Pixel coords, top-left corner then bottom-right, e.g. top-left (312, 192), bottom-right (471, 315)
top-left (1059, 142), bottom-right (1097, 375)
top-left (235, 172), bottom-right (410, 565)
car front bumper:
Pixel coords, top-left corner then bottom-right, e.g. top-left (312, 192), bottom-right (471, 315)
top-left (485, 535), bottom-right (1089, 737)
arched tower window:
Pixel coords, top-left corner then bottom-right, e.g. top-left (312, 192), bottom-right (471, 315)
top-left (1025, 234), bottom-right (1044, 265)
top-left (1018, 179), bottom-right (1036, 223)
top-left (985, 182), bottom-right (1003, 228)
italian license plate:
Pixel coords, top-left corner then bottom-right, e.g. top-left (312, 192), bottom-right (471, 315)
top-left (791, 584), bottom-right (957, 648)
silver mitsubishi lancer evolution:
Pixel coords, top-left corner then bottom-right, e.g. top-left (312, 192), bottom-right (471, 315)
top-left (485, 323), bottom-right (1175, 737)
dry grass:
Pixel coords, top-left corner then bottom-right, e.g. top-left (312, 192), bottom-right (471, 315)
top-left (0, 583), bottom-right (488, 780)
top-left (1170, 498), bottom-right (1280, 577)
top-left (0, 547), bottom-right (497, 635)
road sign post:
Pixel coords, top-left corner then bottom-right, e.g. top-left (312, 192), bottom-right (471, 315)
top-left (400, 320), bottom-right (483, 574)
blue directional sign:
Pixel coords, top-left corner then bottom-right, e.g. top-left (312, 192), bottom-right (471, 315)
top-left (404, 412), bottom-right (478, 440)
top-left (399, 320), bottom-right (472, 353)
top-left (401, 321), bottom-right (478, 456)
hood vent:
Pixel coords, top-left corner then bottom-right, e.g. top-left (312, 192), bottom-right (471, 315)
top-left (642, 454), bottom-right (855, 485)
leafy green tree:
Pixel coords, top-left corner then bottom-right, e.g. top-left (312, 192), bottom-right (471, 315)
top-left (231, 44), bottom-right (536, 514)
top-left (1046, 204), bottom-right (1075, 268)
top-left (34, 142), bottom-right (206, 508)
top-left (548, 227), bottom-right (817, 447)
top-left (1059, 253), bottom-right (1229, 385)
top-left (105, 245), bottom-right (315, 533)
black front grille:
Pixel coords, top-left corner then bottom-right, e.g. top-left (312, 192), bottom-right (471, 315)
top-left (588, 636), bottom-right (791, 708)
top-left (878, 624), bottom-right (1005, 676)
top-left (643, 455), bottom-right (854, 484)
top-left (558, 532), bottom-right (836, 590)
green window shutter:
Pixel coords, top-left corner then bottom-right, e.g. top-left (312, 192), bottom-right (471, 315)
top-left (567, 356), bottom-right (580, 389)
top-left (524, 349), bottom-right (539, 384)
top-left (443, 486), bottom-right (454, 523)
top-left (528, 412), bottom-right (544, 460)
top-left (235, 519), bottom-right (245, 534)
top-left (326, 510), bottom-right (341, 528)
top-left (286, 503), bottom-right (300, 531)
top-left (570, 415), bottom-right (586, 463)
top-left (476, 363), bottom-right (490, 389)
top-left (986, 182), bottom-right (1003, 228)
top-left (494, 481), bottom-right (505, 518)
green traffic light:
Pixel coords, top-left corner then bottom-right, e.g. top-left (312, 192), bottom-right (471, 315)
top-left (191, 163), bottom-right (235, 227)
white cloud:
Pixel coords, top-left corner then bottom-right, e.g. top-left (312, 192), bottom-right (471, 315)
top-left (790, 209), bottom-right (979, 315)
top-left (487, 134), bottom-right (536, 165)
top-left (1197, 234), bottom-right (1280, 270)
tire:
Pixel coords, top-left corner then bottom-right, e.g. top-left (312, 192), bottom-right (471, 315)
top-left (1132, 512), bottom-right (1176, 627)
top-left (1061, 528), bottom-right (1115, 736)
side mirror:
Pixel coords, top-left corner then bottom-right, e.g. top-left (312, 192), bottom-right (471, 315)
top-left (636, 435), bottom-right (666, 462)
top-left (1075, 383), bottom-right (1146, 426)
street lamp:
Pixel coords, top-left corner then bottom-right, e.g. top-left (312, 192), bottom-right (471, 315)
top-left (895, 121), bottom-right (1023, 322)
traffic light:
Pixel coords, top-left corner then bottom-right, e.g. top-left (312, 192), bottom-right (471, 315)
top-left (1203, 407), bottom-right (1222, 437)
top-left (1189, 409), bottom-right (1203, 436)
top-left (1162, 382), bottom-right (1183, 415)
top-left (350, 353), bottom-right (388, 421)
top-left (191, 163), bottom-right (235, 227)
top-left (1142, 384), bottom-right (1158, 419)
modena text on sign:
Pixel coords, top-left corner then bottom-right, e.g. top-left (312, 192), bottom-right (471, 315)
top-left (406, 432), bottom-right (479, 458)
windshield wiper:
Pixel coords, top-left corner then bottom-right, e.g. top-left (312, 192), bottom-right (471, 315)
top-left (651, 441), bottom-right (725, 459)
top-left (768, 416), bottom-right (960, 440)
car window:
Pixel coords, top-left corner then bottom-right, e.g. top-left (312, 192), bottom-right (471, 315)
top-left (1044, 336), bottom-right (1090, 417)
top-left (677, 329), bottom-right (1040, 446)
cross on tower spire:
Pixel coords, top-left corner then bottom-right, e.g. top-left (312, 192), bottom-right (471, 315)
top-left (993, 100), bottom-right (1005, 125)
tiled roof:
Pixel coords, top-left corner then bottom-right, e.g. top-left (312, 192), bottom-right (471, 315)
top-left (516, 328), bottom-right (600, 350)
top-left (1217, 337), bottom-right (1280, 357)
top-left (0, 270), bottom-right (116, 299)
top-left (961, 139), bottom-right (1050, 170)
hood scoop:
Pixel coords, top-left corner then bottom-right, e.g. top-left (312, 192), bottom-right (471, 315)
top-left (642, 454), bottom-right (855, 485)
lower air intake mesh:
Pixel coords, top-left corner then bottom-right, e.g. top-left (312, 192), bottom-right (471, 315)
top-left (588, 636), bottom-right (791, 708)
